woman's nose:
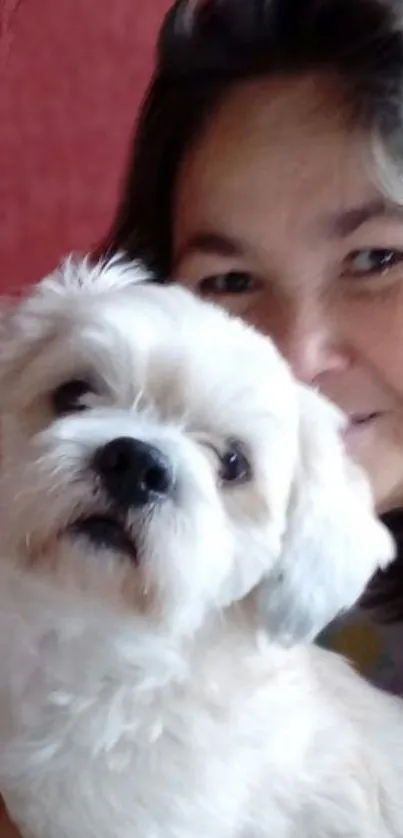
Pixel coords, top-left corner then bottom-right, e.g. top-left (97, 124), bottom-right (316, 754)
top-left (267, 298), bottom-right (351, 385)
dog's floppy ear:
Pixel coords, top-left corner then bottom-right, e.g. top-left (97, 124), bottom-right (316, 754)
top-left (258, 384), bottom-right (394, 644)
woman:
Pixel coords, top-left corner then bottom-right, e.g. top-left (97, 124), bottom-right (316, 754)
top-left (2, 0), bottom-right (403, 834)
top-left (105, 0), bottom-right (403, 693)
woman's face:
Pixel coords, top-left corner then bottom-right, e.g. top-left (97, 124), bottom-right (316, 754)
top-left (173, 77), bottom-right (403, 514)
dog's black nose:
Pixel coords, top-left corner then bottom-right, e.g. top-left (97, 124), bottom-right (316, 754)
top-left (93, 437), bottom-right (174, 508)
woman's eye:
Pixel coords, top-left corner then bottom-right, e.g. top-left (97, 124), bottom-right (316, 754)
top-left (220, 442), bottom-right (251, 485)
top-left (52, 379), bottom-right (95, 416)
top-left (343, 249), bottom-right (403, 278)
top-left (198, 271), bottom-right (258, 296)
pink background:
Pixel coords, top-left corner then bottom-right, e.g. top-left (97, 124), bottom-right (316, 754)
top-left (0, 0), bottom-right (170, 291)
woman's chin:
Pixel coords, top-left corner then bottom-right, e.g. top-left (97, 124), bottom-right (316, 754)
top-left (344, 414), bottom-right (403, 514)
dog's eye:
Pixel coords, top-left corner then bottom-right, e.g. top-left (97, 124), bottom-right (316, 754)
top-left (220, 443), bottom-right (251, 484)
top-left (52, 379), bottom-right (95, 416)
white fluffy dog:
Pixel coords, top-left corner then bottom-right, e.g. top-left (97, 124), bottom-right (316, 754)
top-left (0, 257), bottom-right (401, 838)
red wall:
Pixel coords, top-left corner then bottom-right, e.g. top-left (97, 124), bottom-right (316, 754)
top-left (0, 0), bottom-right (170, 292)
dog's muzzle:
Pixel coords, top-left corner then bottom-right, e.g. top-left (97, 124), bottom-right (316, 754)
top-left (66, 438), bottom-right (174, 563)
top-left (92, 437), bottom-right (174, 510)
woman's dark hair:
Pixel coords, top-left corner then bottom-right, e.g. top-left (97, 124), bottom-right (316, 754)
top-left (361, 511), bottom-right (403, 622)
top-left (105, 0), bottom-right (403, 277)
top-left (105, 0), bottom-right (403, 622)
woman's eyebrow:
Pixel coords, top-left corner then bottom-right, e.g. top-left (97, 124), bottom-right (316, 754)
top-left (175, 202), bottom-right (403, 262)
top-left (323, 199), bottom-right (403, 238)
top-left (175, 230), bottom-right (245, 262)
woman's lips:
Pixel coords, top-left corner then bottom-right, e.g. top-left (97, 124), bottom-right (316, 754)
top-left (344, 412), bottom-right (383, 442)
top-left (348, 412), bottom-right (380, 427)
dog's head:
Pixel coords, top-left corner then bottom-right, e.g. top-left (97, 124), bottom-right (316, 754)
top-left (0, 257), bottom-right (394, 640)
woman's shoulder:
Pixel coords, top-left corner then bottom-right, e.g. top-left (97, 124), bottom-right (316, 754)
top-left (0, 799), bottom-right (22, 837)
top-left (318, 510), bottom-right (403, 697)
top-left (318, 609), bottom-right (403, 696)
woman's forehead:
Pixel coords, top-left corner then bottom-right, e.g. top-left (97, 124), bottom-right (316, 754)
top-left (174, 76), bottom-right (380, 249)
top-left (203, 75), bottom-right (352, 145)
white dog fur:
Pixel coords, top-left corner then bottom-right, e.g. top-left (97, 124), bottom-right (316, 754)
top-left (0, 256), bottom-right (401, 838)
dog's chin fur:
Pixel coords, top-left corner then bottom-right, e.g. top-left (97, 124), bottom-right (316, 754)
top-left (0, 255), bottom-right (400, 838)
